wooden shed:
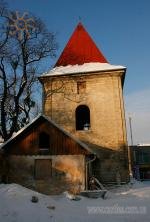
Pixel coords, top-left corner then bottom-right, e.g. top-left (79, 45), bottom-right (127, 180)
top-left (0, 115), bottom-right (94, 194)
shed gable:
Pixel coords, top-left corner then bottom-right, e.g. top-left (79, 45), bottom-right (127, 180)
top-left (2, 116), bottom-right (90, 155)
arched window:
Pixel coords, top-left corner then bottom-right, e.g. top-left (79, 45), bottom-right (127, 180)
top-left (76, 105), bottom-right (90, 130)
top-left (39, 132), bottom-right (50, 149)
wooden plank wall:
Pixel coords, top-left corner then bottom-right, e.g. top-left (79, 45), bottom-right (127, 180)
top-left (5, 118), bottom-right (89, 155)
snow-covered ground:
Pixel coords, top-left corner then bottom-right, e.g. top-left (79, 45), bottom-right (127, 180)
top-left (0, 180), bottom-right (150, 222)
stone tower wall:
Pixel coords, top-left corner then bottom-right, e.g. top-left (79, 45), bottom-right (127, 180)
top-left (42, 71), bottom-right (127, 151)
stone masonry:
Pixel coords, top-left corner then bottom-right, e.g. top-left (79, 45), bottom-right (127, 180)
top-left (40, 70), bottom-right (129, 183)
top-left (42, 70), bottom-right (127, 150)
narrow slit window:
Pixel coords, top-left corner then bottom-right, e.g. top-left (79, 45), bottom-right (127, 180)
top-left (77, 81), bottom-right (86, 94)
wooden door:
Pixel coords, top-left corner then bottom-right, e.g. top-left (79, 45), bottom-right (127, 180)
top-left (35, 159), bottom-right (52, 179)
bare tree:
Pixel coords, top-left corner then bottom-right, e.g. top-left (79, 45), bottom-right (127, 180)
top-left (0, 1), bottom-right (58, 141)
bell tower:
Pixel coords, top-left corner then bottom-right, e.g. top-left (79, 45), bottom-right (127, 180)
top-left (39, 23), bottom-right (129, 183)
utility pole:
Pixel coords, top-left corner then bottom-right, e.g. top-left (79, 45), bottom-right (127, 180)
top-left (128, 115), bottom-right (133, 179)
top-left (129, 116), bottom-right (133, 146)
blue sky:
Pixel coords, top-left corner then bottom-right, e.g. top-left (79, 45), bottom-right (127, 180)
top-left (8, 0), bottom-right (150, 144)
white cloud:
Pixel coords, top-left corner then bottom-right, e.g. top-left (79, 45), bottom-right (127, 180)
top-left (125, 89), bottom-right (150, 145)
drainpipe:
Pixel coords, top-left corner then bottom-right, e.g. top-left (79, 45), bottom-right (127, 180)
top-left (85, 154), bottom-right (96, 190)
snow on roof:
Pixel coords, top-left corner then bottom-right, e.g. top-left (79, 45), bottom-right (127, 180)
top-left (0, 136), bottom-right (4, 150)
top-left (0, 114), bottom-right (41, 150)
top-left (41, 62), bottom-right (126, 77)
top-left (137, 143), bottom-right (150, 146)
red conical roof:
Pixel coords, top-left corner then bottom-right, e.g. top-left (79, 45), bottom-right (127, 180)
top-left (55, 23), bottom-right (108, 67)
